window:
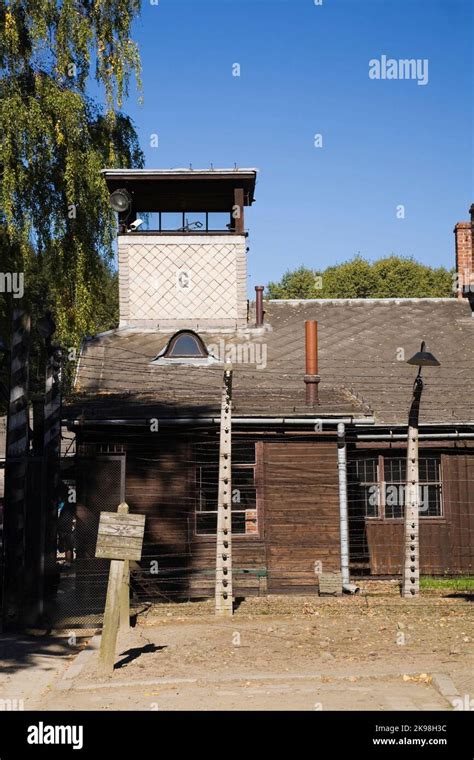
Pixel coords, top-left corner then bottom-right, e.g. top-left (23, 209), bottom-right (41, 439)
top-left (349, 458), bottom-right (380, 518)
top-left (165, 331), bottom-right (207, 358)
top-left (195, 441), bottom-right (258, 535)
top-left (384, 457), bottom-right (405, 519)
top-left (206, 212), bottom-right (232, 231)
top-left (160, 212), bottom-right (185, 231)
top-left (349, 454), bottom-right (443, 519)
top-left (152, 331), bottom-right (218, 366)
top-left (134, 211), bottom-right (231, 232)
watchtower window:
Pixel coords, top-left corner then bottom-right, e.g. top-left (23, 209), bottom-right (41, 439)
top-left (164, 331), bottom-right (208, 359)
top-left (137, 211), bottom-right (233, 233)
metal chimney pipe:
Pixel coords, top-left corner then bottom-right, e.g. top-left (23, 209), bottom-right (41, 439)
top-left (304, 320), bottom-right (320, 405)
top-left (255, 286), bottom-right (264, 327)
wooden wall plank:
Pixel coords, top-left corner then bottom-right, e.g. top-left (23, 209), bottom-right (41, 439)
top-left (263, 441), bottom-right (340, 591)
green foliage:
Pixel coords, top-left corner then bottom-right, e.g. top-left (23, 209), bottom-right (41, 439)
top-left (266, 256), bottom-right (455, 300)
top-left (420, 576), bottom-right (474, 592)
top-left (266, 266), bottom-right (320, 299)
top-left (371, 257), bottom-right (454, 298)
top-left (0, 0), bottom-right (143, 393)
top-left (318, 257), bottom-right (378, 298)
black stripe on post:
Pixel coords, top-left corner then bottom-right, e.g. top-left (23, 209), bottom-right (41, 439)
top-left (41, 344), bottom-right (62, 624)
top-left (1, 310), bottom-right (31, 628)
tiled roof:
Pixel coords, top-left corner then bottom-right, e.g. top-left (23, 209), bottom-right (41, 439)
top-left (69, 299), bottom-right (474, 425)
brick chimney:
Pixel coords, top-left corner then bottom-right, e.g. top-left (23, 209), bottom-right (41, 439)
top-left (454, 204), bottom-right (474, 299)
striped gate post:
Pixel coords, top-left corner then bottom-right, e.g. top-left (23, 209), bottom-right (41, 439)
top-left (1, 310), bottom-right (31, 628)
top-left (215, 368), bottom-right (233, 616)
top-left (41, 343), bottom-right (62, 620)
top-left (402, 423), bottom-right (420, 597)
top-left (402, 375), bottom-right (423, 598)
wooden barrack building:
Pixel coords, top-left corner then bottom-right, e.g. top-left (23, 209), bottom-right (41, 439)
top-left (65, 171), bottom-right (474, 605)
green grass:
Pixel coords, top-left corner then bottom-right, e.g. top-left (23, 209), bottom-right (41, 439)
top-left (420, 576), bottom-right (474, 592)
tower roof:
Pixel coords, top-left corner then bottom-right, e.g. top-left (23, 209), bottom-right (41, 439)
top-left (101, 168), bottom-right (258, 211)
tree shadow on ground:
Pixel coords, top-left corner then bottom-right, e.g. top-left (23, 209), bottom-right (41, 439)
top-left (0, 634), bottom-right (85, 674)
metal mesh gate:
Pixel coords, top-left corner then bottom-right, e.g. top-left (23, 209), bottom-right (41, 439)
top-left (50, 456), bottom-right (125, 629)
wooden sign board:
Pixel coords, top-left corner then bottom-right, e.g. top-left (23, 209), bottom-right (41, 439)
top-left (95, 512), bottom-right (145, 561)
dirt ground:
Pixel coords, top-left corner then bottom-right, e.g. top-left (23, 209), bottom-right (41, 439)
top-left (22, 582), bottom-right (472, 711)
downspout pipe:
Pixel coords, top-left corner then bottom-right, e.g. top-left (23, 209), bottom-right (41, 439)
top-left (337, 422), bottom-right (349, 585)
top-left (337, 421), bottom-right (357, 592)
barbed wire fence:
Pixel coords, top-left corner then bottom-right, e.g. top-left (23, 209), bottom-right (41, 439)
top-left (46, 337), bottom-right (474, 628)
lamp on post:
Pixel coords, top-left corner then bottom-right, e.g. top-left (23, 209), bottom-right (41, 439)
top-left (402, 342), bottom-right (440, 598)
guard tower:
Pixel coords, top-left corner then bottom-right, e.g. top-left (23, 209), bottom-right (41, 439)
top-left (102, 168), bottom-right (257, 330)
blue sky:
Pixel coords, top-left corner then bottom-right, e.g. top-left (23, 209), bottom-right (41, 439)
top-left (113, 0), bottom-right (472, 290)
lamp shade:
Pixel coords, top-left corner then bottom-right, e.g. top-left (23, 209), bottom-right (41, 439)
top-left (407, 342), bottom-right (440, 367)
top-left (109, 188), bottom-right (132, 213)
